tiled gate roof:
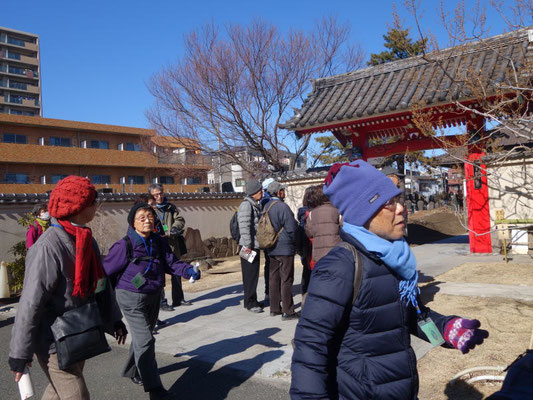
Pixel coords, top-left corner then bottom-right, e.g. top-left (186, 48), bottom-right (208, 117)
top-left (281, 27), bottom-right (533, 133)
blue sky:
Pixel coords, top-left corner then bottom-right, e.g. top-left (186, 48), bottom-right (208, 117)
top-left (3, 0), bottom-right (509, 129)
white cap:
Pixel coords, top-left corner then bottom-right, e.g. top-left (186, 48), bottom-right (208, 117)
top-left (262, 177), bottom-right (275, 190)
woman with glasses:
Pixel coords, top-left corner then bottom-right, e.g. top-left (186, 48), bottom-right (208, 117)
top-left (103, 202), bottom-right (201, 400)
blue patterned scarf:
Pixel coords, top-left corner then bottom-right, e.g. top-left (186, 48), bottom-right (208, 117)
top-left (342, 222), bottom-right (419, 308)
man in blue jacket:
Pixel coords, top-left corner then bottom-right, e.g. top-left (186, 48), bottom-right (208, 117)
top-left (290, 160), bottom-right (488, 400)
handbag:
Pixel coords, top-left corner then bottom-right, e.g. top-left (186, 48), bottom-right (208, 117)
top-left (50, 300), bottom-right (111, 370)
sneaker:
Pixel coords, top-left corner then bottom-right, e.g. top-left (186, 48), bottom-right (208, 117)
top-left (282, 311), bottom-right (301, 321)
top-left (248, 306), bottom-right (264, 313)
top-left (130, 375), bottom-right (143, 385)
top-left (173, 299), bottom-right (193, 307)
top-left (160, 303), bottom-right (174, 312)
top-left (270, 311), bottom-right (282, 317)
top-left (156, 319), bottom-right (167, 328)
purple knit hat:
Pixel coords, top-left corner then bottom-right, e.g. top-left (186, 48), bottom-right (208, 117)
top-left (323, 160), bottom-right (402, 226)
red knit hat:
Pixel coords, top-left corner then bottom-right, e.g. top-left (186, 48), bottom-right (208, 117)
top-left (49, 176), bottom-right (97, 219)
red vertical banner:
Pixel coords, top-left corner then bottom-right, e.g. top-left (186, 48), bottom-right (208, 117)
top-left (464, 153), bottom-right (492, 253)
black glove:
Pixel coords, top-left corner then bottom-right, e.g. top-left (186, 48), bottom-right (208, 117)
top-left (114, 320), bottom-right (128, 336)
top-left (8, 357), bottom-right (31, 373)
top-left (170, 227), bottom-right (183, 236)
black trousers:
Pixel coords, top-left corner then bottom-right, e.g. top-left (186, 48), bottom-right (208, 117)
top-left (300, 257), bottom-right (311, 295)
top-left (264, 251), bottom-right (270, 295)
top-left (171, 275), bottom-right (184, 306)
top-left (269, 255), bottom-right (295, 315)
top-left (240, 248), bottom-right (261, 309)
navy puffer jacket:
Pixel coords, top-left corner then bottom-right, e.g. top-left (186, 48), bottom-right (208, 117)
top-left (290, 230), bottom-right (454, 400)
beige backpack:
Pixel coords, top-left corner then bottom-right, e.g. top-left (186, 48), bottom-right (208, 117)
top-left (257, 201), bottom-right (284, 249)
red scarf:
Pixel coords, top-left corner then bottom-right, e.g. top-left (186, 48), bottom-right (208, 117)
top-left (58, 219), bottom-right (105, 297)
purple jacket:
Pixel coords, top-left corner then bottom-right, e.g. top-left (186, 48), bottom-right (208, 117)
top-left (103, 230), bottom-right (192, 294)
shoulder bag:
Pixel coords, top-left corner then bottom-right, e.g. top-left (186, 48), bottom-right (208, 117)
top-left (50, 300), bottom-right (111, 370)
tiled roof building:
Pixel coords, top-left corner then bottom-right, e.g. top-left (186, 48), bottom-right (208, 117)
top-left (0, 114), bottom-right (211, 193)
top-left (282, 27), bottom-right (533, 136)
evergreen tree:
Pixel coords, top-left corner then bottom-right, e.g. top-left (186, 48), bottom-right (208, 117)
top-left (313, 136), bottom-right (352, 166)
top-left (368, 27), bottom-right (426, 66)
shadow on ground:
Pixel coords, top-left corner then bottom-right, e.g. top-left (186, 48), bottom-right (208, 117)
top-left (163, 328), bottom-right (285, 400)
top-left (444, 379), bottom-right (484, 400)
top-left (162, 295), bottom-right (244, 326)
top-left (407, 224), bottom-right (456, 245)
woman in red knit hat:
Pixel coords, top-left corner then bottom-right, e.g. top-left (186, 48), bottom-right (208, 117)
top-left (9, 175), bottom-right (127, 400)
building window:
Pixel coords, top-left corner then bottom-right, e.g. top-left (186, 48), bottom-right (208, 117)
top-left (3, 133), bottom-right (27, 144)
top-left (10, 109), bottom-right (35, 116)
top-left (125, 143), bottom-right (141, 151)
top-left (9, 95), bottom-right (23, 104)
top-left (8, 66), bottom-right (25, 75)
top-left (50, 174), bottom-right (68, 184)
top-left (5, 173), bottom-right (29, 183)
top-left (7, 52), bottom-right (21, 60)
top-left (50, 137), bottom-right (71, 147)
top-left (89, 140), bottom-right (109, 149)
top-left (188, 177), bottom-right (202, 184)
top-left (234, 179), bottom-right (245, 187)
top-left (159, 176), bottom-right (174, 184)
top-left (9, 81), bottom-right (27, 90)
top-left (128, 175), bottom-right (145, 184)
top-left (7, 37), bottom-right (26, 46)
top-left (91, 175), bottom-right (111, 184)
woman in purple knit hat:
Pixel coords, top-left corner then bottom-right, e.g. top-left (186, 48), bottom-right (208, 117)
top-left (103, 202), bottom-right (201, 400)
top-left (290, 160), bottom-right (489, 400)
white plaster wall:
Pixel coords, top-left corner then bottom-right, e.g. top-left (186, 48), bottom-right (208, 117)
top-left (0, 197), bottom-right (242, 262)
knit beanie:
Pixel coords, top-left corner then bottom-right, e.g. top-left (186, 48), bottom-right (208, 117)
top-left (128, 202), bottom-right (154, 227)
top-left (323, 160), bottom-right (402, 226)
top-left (245, 179), bottom-right (262, 196)
top-left (48, 176), bottom-right (97, 219)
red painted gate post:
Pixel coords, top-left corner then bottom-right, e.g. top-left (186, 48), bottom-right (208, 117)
top-left (464, 153), bottom-right (492, 253)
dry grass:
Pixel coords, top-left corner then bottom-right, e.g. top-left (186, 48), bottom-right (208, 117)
top-left (418, 261), bottom-right (533, 399)
top-left (435, 262), bottom-right (533, 286)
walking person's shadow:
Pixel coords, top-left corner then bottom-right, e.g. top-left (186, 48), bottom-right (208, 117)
top-left (160, 328), bottom-right (285, 400)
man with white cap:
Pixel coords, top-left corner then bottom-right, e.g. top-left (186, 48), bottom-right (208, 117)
top-left (261, 177), bottom-right (276, 299)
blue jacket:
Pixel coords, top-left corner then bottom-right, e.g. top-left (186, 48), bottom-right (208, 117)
top-left (290, 230), bottom-right (454, 400)
top-left (264, 197), bottom-right (297, 256)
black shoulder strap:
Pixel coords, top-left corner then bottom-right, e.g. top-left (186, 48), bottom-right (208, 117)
top-left (123, 235), bottom-right (133, 263)
top-left (122, 235), bottom-right (154, 265)
top-left (337, 241), bottom-right (363, 304)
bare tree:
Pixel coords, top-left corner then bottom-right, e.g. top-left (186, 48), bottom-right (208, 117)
top-left (147, 17), bottom-right (364, 177)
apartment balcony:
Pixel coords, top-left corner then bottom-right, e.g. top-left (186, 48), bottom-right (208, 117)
top-left (1, 39), bottom-right (38, 52)
top-left (22, 98), bottom-right (39, 108)
top-left (2, 83), bottom-right (40, 94)
top-left (7, 54), bottom-right (39, 66)
top-left (0, 142), bottom-right (211, 170)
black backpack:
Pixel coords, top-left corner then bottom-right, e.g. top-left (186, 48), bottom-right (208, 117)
top-left (229, 211), bottom-right (240, 241)
top-left (229, 200), bottom-right (254, 242)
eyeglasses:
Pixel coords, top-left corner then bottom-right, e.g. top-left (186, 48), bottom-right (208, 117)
top-left (135, 215), bottom-right (155, 222)
top-left (383, 195), bottom-right (401, 211)
top-left (152, 192), bottom-right (164, 197)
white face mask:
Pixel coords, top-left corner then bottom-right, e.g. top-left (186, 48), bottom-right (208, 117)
top-left (39, 212), bottom-right (50, 220)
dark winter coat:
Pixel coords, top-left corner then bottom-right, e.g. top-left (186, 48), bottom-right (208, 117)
top-left (264, 197), bottom-right (298, 256)
top-left (305, 202), bottom-right (341, 265)
top-left (290, 230), bottom-right (455, 400)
